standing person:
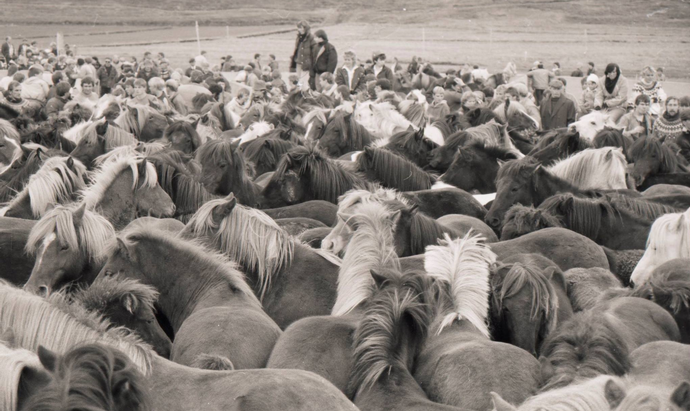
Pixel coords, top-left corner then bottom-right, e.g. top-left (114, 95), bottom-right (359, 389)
top-left (594, 63), bottom-right (629, 123)
top-left (587, 62), bottom-right (596, 76)
top-left (253, 54), bottom-right (262, 71)
top-left (335, 50), bottom-right (366, 95)
top-left (618, 94), bottom-right (654, 140)
top-left (526, 62), bottom-right (554, 106)
top-left (371, 51), bottom-right (394, 84)
top-left (290, 20), bottom-right (316, 89)
top-left (268, 54), bottom-right (279, 72)
top-left (631, 66), bottom-right (666, 117)
top-left (97, 56), bottom-right (119, 96)
top-left (2, 37), bottom-right (14, 63)
top-left (21, 65), bottom-right (50, 105)
top-left (652, 96), bottom-right (684, 144)
top-left (552, 62), bottom-right (561, 76)
top-left (311, 29), bottom-right (337, 91)
top-left (539, 80), bottom-right (577, 130)
top-left (137, 59), bottom-right (159, 91)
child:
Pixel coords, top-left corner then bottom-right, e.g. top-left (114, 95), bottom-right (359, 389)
top-left (427, 86), bottom-right (450, 122)
top-left (580, 74), bottom-right (598, 114)
top-left (271, 70), bottom-right (288, 94)
top-left (227, 88), bottom-right (252, 116)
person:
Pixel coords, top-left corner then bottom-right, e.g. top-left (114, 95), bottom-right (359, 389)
top-left (227, 88), bottom-right (252, 117)
top-left (21, 65), bottom-right (50, 104)
top-left (507, 85), bottom-right (541, 128)
top-left (72, 76), bottom-right (99, 109)
top-left (78, 57), bottom-right (98, 81)
top-left (617, 94), bottom-right (653, 140)
top-left (290, 20), bottom-right (316, 88)
top-left (127, 78), bottom-right (158, 108)
top-left (526, 62), bottom-right (554, 106)
top-left (221, 55), bottom-right (236, 72)
top-left (148, 77), bottom-right (171, 112)
top-left (460, 91), bottom-right (481, 114)
top-left (123, 78), bottom-right (136, 98)
top-left (1, 37), bottom-right (14, 63)
top-left (540, 80), bottom-right (577, 130)
top-left (652, 96), bottom-right (684, 144)
top-left (65, 59), bottom-right (79, 86)
top-left (165, 79), bottom-right (188, 115)
top-left (271, 70), bottom-right (288, 94)
top-left (371, 51), bottom-right (394, 86)
top-left (319, 72), bottom-right (338, 98)
top-left (427, 86), bottom-right (450, 122)
top-left (552, 62), bottom-right (561, 76)
top-left (45, 82), bottom-right (72, 120)
top-left (571, 65), bottom-right (584, 77)
top-left (253, 53), bottom-right (262, 71)
top-left (631, 66), bottom-right (666, 117)
top-left (311, 29), bottom-right (337, 91)
top-left (335, 50), bottom-right (366, 95)
top-left (587, 62), bottom-right (596, 76)
top-left (0, 81), bottom-right (35, 117)
top-left (251, 80), bottom-right (269, 103)
top-left (159, 59), bottom-right (172, 81)
top-left (594, 63), bottom-right (629, 123)
top-left (268, 54), bottom-right (279, 72)
top-left (580, 74), bottom-right (598, 115)
top-left (97, 56), bottom-right (119, 96)
top-left (137, 59), bottom-right (159, 90)
top-left (46, 71), bottom-right (67, 100)
top-left (185, 58), bottom-right (197, 77)
top-left (443, 76), bottom-right (466, 112)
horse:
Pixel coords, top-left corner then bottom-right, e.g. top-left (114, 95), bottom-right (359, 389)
top-left (492, 99), bottom-right (540, 154)
top-left (180, 193), bottom-right (340, 329)
top-left (490, 253), bottom-right (572, 357)
top-left (262, 200), bottom-right (337, 226)
top-left (80, 153), bottom-right (176, 230)
top-left (354, 101), bottom-right (416, 141)
top-left (546, 147), bottom-right (628, 190)
top-left (161, 121), bottom-right (203, 155)
top-left (354, 146), bottom-right (435, 191)
top-left (563, 267), bottom-right (624, 312)
top-left (4, 156), bottom-right (88, 220)
top-left (232, 120), bottom-right (275, 147)
top-left (629, 136), bottom-right (690, 187)
top-left (631, 207), bottom-right (690, 285)
top-left (500, 204), bottom-right (564, 240)
top-left (0, 282), bottom-right (357, 411)
top-left (315, 110), bottom-right (375, 158)
top-left (538, 296), bottom-right (680, 391)
top-left (632, 276), bottom-right (690, 343)
top-left (69, 120), bottom-right (138, 168)
top-left (382, 127), bottom-right (437, 168)
top-left (527, 128), bottom-right (592, 165)
top-left (0, 217), bottom-right (37, 285)
top-left (268, 201), bottom-right (401, 397)
top-left (414, 234), bottom-right (542, 410)
top-left (0, 146), bottom-right (65, 203)
top-left (20, 124), bottom-right (76, 153)
top-left (592, 127), bottom-right (632, 157)
top-left (0, 339), bottom-right (52, 411)
top-left (242, 136), bottom-right (298, 177)
top-left (440, 141), bottom-right (520, 194)
top-left (22, 203), bottom-right (113, 296)
top-left (97, 223), bottom-right (282, 370)
top-left (568, 110), bottom-right (617, 141)
top-left (0, 119), bottom-right (22, 167)
top-left (195, 138), bottom-right (264, 207)
top-left (261, 143), bottom-right (370, 208)
top-left (20, 343), bottom-right (151, 411)
top-left (115, 105), bottom-right (168, 142)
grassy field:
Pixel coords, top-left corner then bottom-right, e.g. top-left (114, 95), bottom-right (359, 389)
top-left (1, 0), bottom-right (689, 80)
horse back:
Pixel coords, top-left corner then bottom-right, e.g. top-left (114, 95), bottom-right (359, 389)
top-left (603, 297), bottom-right (681, 349)
top-left (0, 217), bottom-right (37, 284)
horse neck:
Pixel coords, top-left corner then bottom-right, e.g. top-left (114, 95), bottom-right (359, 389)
top-left (533, 170), bottom-right (583, 205)
top-left (94, 174), bottom-right (137, 231)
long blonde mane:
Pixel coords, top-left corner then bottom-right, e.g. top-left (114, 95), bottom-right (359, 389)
top-left (355, 101), bottom-right (415, 139)
top-left (0, 282), bottom-right (152, 375)
top-left (80, 153), bottom-right (158, 209)
top-left (183, 197), bottom-right (293, 301)
top-left (506, 374), bottom-right (621, 411)
top-left (25, 204), bottom-right (114, 264)
top-left (547, 147), bottom-right (627, 190)
top-left (0, 341), bottom-right (42, 411)
top-left (5, 156), bottom-right (88, 218)
top-left (424, 233), bottom-right (496, 337)
top-left (331, 201), bottom-right (400, 316)
top-left (63, 121), bottom-right (94, 144)
top-left (337, 186), bottom-right (409, 213)
top-left (77, 120), bottom-right (137, 151)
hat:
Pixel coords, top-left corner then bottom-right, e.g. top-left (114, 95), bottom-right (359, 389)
top-left (586, 74), bottom-right (599, 83)
top-left (253, 80), bottom-right (267, 92)
top-left (372, 51), bottom-right (386, 61)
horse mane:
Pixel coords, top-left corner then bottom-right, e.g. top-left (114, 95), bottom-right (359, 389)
top-left (0, 342), bottom-right (43, 411)
top-left (605, 193), bottom-right (682, 221)
top-left (302, 107), bottom-right (330, 128)
top-left (357, 101), bottom-right (414, 137)
top-left (430, 118), bottom-right (454, 139)
top-left (0, 282), bottom-right (153, 375)
top-left (6, 156), bottom-right (88, 218)
top-left (503, 204), bottom-right (563, 235)
top-left (547, 147), bottom-right (627, 189)
top-left (357, 147), bottom-right (435, 191)
top-left (24, 343), bottom-right (151, 411)
top-left (242, 136), bottom-right (296, 172)
top-left (62, 121), bottom-right (94, 144)
top-left (629, 136), bottom-right (681, 173)
top-left (73, 274), bottom-right (159, 319)
top-left (593, 127), bottom-right (630, 153)
top-left (332, 201), bottom-right (401, 316)
top-left (464, 140), bottom-right (520, 162)
top-left (81, 153), bottom-right (158, 209)
top-left (26, 204), bottom-right (114, 264)
top-left (346, 111), bottom-right (372, 149)
top-left (0, 118), bottom-right (21, 143)
top-left (80, 121), bottom-right (137, 151)
top-left (645, 209), bottom-right (690, 258)
top-left (115, 226), bottom-right (260, 307)
top-left (424, 233), bottom-right (497, 337)
top-left (349, 270), bottom-right (430, 395)
top-left (398, 99), bottom-right (427, 128)
top-left (496, 156), bottom-right (541, 181)
top-left (389, 201), bottom-right (446, 255)
top-left (513, 374), bottom-right (620, 411)
top-left (492, 100), bottom-right (527, 123)
top-left (271, 144), bottom-right (369, 204)
top-left (183, 196), bottom-right (293, 301)
top-left (163, 121), bottom-right (202, 151)
top-left (467, 107), bottom-right (500, 127)
top-left (196, 138), bottom-right (249, 181)
top-left (337, 186), bottom-right (410, 213)
top-left (636, 279), bottom-right (690, 315)
top-left (538, 193), bottom-right (616, 240)
top-left (115, 107), bottom-right (141, 136)
top-left (492, 262), bottom-right (559, 335)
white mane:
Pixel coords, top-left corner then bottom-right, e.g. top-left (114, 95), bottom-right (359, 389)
top-left (231, 121), bottom-right (274, 146)
top-left (424, 233), bottom-right (496, 337)
top-left (63, 121), bottom-right (94, 144)
top-left (547, 147), bottom-right (627, 190)
top-left (80, 153), bottom-right (158, 209)
top-left (0, 341), bottom-right (42, 411)
top-left (355, 101), bottom-right (416, 139)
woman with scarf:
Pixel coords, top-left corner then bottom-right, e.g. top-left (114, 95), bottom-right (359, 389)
top-left (594, 63), bottom-right (629, 122)
top-left (290, 20), bottom-right (317, 89)
top-left (631, 66), bottom-right (667, 117)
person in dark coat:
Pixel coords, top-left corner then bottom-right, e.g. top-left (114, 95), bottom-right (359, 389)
top-left (371, 51), bottom-right (395, 84)
top-left (310, 29), bottom-right (337, 90)
top-left (1, 37), bottom-right (14, 63)
top-left (335, 50), bottom-right (366, 96)
top-left (540, 80), bottom-right (577, 130)
top-left (97, 56), bottom-right (119, 96)
top-left (290, 20), bottom-right (317, 88)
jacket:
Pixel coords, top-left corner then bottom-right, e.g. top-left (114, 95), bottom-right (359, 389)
top-left (374, 65), bottom-right (395, 84)
top-left (594, 75), bottom-right (629, 109)
top-left (45, 96), bottom-right (69, 119)
top-left (291, 27), bottom-right (317, 72)
top-left (335, 65), bottom-right (366, 94)
top-left (540, 94), bottom-right (577, 130)
top-left (97, 65), bottom-right (120, 89)
top-left (312, 42), bottom-right (338, 74)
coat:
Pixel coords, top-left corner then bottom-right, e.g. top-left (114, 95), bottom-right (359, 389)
top-left (374, 65), bottom-right (395, 84)
top-left (97, 65), bottom-right (120, 89)
top-left (291, 29), bottom-right (317, 72)
top-left (594, 75), bottom-right (629, 109)
top-left (1, 42), bottom-right (13, 61)
top-left (335, 65), bottom-right (366, 94)
top-left (312, 42), bottom-right (337, 75)
top-left (540, 94), bottom-right (577, 130)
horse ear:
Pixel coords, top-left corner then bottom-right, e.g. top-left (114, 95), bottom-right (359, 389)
top-left (490, 392), bottom-right (517, 411)
top-left (116, 238), bottom-right (132, 261)
top-left (122, 293), bottom-right (137, 315)
top-left (389, 209), bottom-right (402, 226)
top-left (137, 160), bottom-right (148, 179)
top-left (212, 196), bottom-right (237, 223)
top-left (66, 156), bottom-right (74, 169)
top-left (544, 266), bottom-right (567, 291)
top-left (72, 202), bottom-right (87, 227)
top-left (37, 345), bottom-right (58, 373)
top-left (605, 149), bottom-right (613, 161)
top-left (539, 356), bottom-right (555, 384)
top-left (671, 381), bottom-right (690, 410)
top-left (338, 212), bottom-right (356, 229)
top-left (604, 378), bottom-right (626, 408)
top-left (369, 269), bottom-right (387, 289)
top-left (20, 143), bottom-right (32, 157)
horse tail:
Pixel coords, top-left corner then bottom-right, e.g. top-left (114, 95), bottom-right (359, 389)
top-left (191, 354), bottom-right (235, 371)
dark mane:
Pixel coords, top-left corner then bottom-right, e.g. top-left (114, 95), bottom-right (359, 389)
top-left (192, 93), bottom-right (216, 112)
top-left (323, 111), bottom-right (372, 151)
top-left (629, 136), bottom-right (682, 173)
top-left (635, 279), bottom-right (690, 315)
top-left (503, 204), bottom-right (563, 234)
top-left (605, 193), bottom-right (682, 220)
top-left (430, 117), bottom-right (454, 138)
top-left (356, 147), bottom-right (435, 191)
top-left (242, 136), bottom-right (297, 174)
top-left (264, 109), bottom-right (307, 137)
top-left (163, 121), bottom-right (202, 151)
top-left (442, 129), bottom-right (473, 152)
top-left (387, 201), bottom-right (447, 255)
top-left (593, 127), bottom-right (630, 154)
top-left (538, 193), bottom-right (616, 240)
top-left (271, 144), bottom-right (369, 203)
top-left (496, 156), bottom-right (541, 181)
top-left (466, 140), bottom-right (520, 162)
top-left (466, 107), bottom-right (500, 127)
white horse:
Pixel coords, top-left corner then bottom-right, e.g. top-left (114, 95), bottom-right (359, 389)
top-left (568, 110), bottom-right (619, 141)
top-left (354, 101), bottom-right (416, 141)
top-left (631, 207), bottom-right (690, 286)
top-left (231, 121), bottom-right (274, 146)
top-left (547, 147), bottom-right (628, 190)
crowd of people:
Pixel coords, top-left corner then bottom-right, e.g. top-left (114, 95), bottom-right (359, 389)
top-left (0, 21), bottom-right (687, 145)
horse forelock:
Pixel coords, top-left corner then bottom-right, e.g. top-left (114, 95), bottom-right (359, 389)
top-left (497, 156), bottom-right (540, 181)
top-left (637, 279), bottom-right (690, 315)
top-left (196, 138), bottom-right (245, 175)
top-left (74, 274), bottom-right (159, 318)
top-left (423, 233), bottom-right (496, 337)
top-left (332, 202), bottom-right (401, 316)
top-left (0, 283), bottom-right (153, 375)
top-left (504, 204), bottom-right (563, 235)
top-left (302, 107), bottom-right (329, 127)
top-left (297, 144), bottom-right (367, 203)
top-left (337, 187), bottom-right (409, 213)
top-left (81, 153), bottom-right (158, 209)
top-left (0, 342), bottom-right (43, 411)
top-left (405, 207), bottom-right (446, 255)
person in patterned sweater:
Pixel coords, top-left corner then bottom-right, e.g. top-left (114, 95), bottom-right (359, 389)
top-left (652, 97), bottom-right (684, 144)
top-left (631, 66), bottom-right (666, 117)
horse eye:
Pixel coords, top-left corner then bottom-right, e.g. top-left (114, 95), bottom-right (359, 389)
top-left (105, 270), bottom-right (115, 277)
top-left (219, 163), bottom-right (227, 168)
top-left (590, 122), bottom-right (596, 125)
top-left (0, 144), bottom-right (5, 148)
top-left (60, 245), bottom-right (69, 251)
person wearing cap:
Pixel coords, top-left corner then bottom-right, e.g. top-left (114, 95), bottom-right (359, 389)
top-left (371, 51), bottom-right (395, 85)
top-left (580, 73), bottom-right (599, 114)
top-left (45, 82), bottom-right (72, 120)
top-left (540, 79), bottom-right (577, 130)
top-left (21, 65), bottom-right (50, 104)
top-left (526, 62), bottom-right (555, 107)
top-left (97, 56), bottom-right (119, 96)
top-left (290, 20), bottom-right (317, 88)
top-left (311, 29), bottom-right (337, 91)
top-left (335, 50), bottom-right (366, 95)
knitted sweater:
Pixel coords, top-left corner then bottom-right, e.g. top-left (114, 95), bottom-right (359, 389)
top-left (653, 113), bottom-right (684, 144)
top-left (631, 81), bottom-right (666, 116)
